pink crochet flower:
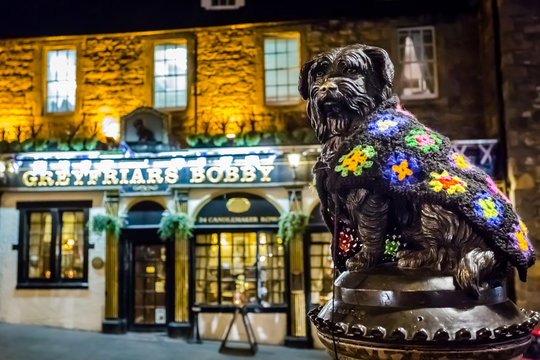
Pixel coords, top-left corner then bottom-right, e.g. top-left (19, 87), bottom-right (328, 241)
top-left (412, 134), bottom-right (435, 147)
top-left (486, 177), bottom-right (498, 194)
top-left (396, 103), bottom-right (413, 117)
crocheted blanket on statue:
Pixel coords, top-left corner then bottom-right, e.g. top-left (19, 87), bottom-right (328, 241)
top-left (328, 105), bottom-right (535, 281)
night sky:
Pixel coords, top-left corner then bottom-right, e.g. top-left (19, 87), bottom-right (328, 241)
top-left (0, 0), bottom-right (476, 39)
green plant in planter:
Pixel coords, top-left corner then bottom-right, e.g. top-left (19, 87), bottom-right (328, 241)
top-left (186, 134), bottom-right (200, 148)
top-left (212, 134), bottom-right (228, 147)
top-left (84, 137), bottom-right (99, 151)
top-left (57, 141), bottom-right (70, 151)
top-left (245, 131), bottom-right (261, 146)
top-left (199, 134), bottom-right (212, 145)
top-left (273, 132), bottom-right (287, 145)
top-left (278, 211), bottom-right (308, 243)
top-left (158, 212), bottom-right (194, 241)
top-left (9, 141), bottom-right (21, 153)
top-left (90, 214), bottom-right (123, 236)
top-left (34, 139), bottom-right (48, 152)
top-left (233, 133), bottom-right (246, 146)
top-left (21, 139), bottom-right (34, 152)
top-left (70, 137), bottom-right (85, 151)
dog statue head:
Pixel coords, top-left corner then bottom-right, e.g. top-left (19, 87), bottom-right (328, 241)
top-left (299, 44), bottom-right (395, 143)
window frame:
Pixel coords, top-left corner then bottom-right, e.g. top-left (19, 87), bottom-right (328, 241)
top-left (192, 228), bottom-right (287, 311)
top-left (43, 47), bottom-right (78, 114)
top-left (263, 33), bottom-right (302, 107)
top-left (16, 201), bottom-right (91, 289)
top-left (201, 0), bottom-right (245, 10)
top-left (397, 26), bottom-right (438, 101)
top-left (152, 41), bottom-right (189, 111)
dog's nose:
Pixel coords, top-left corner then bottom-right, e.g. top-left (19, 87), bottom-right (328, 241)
top-left (320, 82), bottom-right (338, 93)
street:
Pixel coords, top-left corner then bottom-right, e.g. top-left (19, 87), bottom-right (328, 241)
top-left (0, 323), bottom-right (329, 360)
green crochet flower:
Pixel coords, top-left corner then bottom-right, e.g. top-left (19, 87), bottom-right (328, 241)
top-left (384, 238), bottom-right (400, 257)
top-left (335, 145), bottom-right (376, 177)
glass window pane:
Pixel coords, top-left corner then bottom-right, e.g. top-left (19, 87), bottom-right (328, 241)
top-left (398, 28), bottom-right (437, 99)
top-left (310, 232), bottom-right (333, 306)
top-left (28, 212), bottom-right (52, 279)
top-left (264, 39), bottom-right (275, 54)
top-left (264, 36), bottom-right (300, 104)
top-left (46, 50), bottom-right (76, 113)
top-left (61, 211), bottom-right (85, 279)
top-left (154, 44), bottom-right (187, 108)
top-left (276, 39), bottom-right (287, 53)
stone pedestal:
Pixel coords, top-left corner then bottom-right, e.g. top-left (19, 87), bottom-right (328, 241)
top-left (309, 266), bottom-right (539, 360)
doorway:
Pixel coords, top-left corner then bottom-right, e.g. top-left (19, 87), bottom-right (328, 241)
top-left (120, 200), bottom-right (172, 331)
top-left (133, 243), bottom-right (167, 326)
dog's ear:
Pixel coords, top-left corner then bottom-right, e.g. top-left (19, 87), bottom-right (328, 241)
top-left (298, 59), bottom-right (315, 100)
top-left (363, 46), bottom-right (394, 86)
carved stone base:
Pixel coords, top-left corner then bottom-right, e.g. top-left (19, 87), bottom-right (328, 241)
top-left (310, 266), bottom-right (539, 360)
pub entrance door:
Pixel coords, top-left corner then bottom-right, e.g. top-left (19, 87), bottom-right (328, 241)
top-left (121, 201), bottom-right (172, 331)
top-left (132, 242), bottom-right (167, 327)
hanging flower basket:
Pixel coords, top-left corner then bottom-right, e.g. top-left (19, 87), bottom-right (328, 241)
top-left (158, 212), bottom-right (194, 241)
top-left (90, 214), bottom-right (123, 237)
top-left (278, 211), bottom-right (308, 243)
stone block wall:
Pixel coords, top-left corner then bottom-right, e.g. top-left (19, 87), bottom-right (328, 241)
top-left (496, 0), bottom-right (540, 309)
top-left (0, 12), bottom-right (492, 144)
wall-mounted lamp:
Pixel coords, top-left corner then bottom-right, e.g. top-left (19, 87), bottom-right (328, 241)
top-left (102, 116), bottom-right (120, 141)
top-left (287, 153), bottom-right (302, 180)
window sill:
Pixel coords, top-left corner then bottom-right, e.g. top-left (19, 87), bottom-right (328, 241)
top-left (16, 282), bottom-right (89, 290)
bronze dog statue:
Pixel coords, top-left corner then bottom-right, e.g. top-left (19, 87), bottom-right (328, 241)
top-left (299, 44), bottom-right (535, 296)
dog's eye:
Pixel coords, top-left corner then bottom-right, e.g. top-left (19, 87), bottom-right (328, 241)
top-left (344, 67), bottom-right (359, 75)
top-left (314, 69), bottom-right (326, 78)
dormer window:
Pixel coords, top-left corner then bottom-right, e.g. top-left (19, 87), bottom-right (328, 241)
top-left (201, 0), bottom-right (245, 10)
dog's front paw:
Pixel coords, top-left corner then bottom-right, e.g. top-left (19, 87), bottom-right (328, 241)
top-left (346, 250), bottom-right (379, 271)
top-left (397, 249), bottom-right (437, 269)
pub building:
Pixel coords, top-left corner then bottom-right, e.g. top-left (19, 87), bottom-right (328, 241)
top-left (0, 0), bottom-right (522, 349)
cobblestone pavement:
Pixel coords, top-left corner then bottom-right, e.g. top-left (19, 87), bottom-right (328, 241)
top-left (0, 323), bottom-right (329, 360)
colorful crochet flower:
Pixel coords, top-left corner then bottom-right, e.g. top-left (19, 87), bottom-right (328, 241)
top-left (384, 152), bottom-right (421, 186)
top-left (405, 130), bottom-right (442, 153)
top-left (395, 103), bottom-right (413, 117)
top-left (429, 171), bottom-right (466, 194)
top-left (486, 177), bottom-right (498, 194)
top-left (368, 113), bottom-right (407, 136)
top-left (474, 193), bottom-right (504, 227)
top-left (335, 145), bottom-right (376, 177)
top-left (450, 153), bottom-right (471, 170)
top-left (510, 221), bottom-right (533, 260)
top-left (485, 176), bottom-right (511, 204)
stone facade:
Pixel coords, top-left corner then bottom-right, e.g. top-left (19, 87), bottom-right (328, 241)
top-left (0, 14), bottom-right (491, 145)
top-left (496, 0), bottom-right (540, 310)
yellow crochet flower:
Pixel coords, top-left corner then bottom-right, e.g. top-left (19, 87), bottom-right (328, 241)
top-left (452, 154), bottom-right (471, 169)
top-left (515, 231), bottom-right (528, 251)
top-left (392, 160), bottom-right (413, 181)
top-left (478, 198), bottom-right (499, 219)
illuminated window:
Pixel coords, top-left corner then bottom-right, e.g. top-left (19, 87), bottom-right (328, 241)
top-left (398, 27), bottom-right (438, 99)
top-left (195, 232), bottom-right (285, 306)
top-left (309, 232), bottom-right (334, 307)
top-left (17, 202), bottom-right (90, 288)
top-left (264, 35), bottom-right (300, 105)
top-left (46, 49), bottom-right (76, 113)
top-left (154, 44), bottom-right (188, 109)
top-left (201, 0), bottom-right (245, 10)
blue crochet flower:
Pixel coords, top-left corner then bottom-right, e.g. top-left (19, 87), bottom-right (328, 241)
top-left (383, 152), bottom-right (421, 186)
top-left (368, 113), bottom-right (407, 136)
top-left (473, 192), bottom-right (504, 227)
